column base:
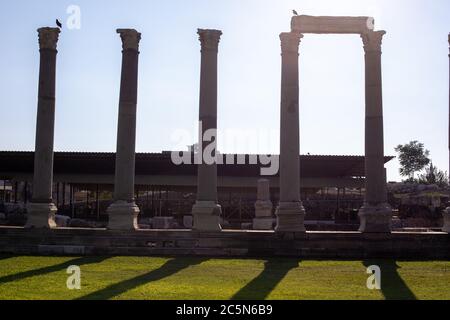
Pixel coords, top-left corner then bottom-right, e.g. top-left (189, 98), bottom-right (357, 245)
top-left (192, 201), bottom-right (222, 232)
top-left (253, 218), bottom-right (274, 230)
top-left (25, 202), bottom-right (58, 229)
top-left (443, 207), bottom-right (450, 233)
top-left (255, 200), bottom-right (273, 217)
top-left (107, 201), bottom-right (140, 230)
top-left (254, 200), bottom-right (274, 230)
top-left (358, 203), bottom-right (392, 233)
top-left (275, 202), bottom-right (306, 233)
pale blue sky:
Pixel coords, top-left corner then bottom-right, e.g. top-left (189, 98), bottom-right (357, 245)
top-left (0, 0), bottom-right (449, 181)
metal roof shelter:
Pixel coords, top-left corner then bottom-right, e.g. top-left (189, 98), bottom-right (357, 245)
top-left (0, 151), bottom-right (394, 190)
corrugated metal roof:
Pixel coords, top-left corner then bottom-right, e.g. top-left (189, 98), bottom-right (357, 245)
top-left (0, 151), bottom-right (394, 178)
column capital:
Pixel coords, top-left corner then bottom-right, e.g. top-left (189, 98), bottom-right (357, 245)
top-left (37, 27), bottom-right (60, 51)
top-left (280, 32), bottom-right (303, 55)
top-left (198, 29), bottom-right (222, 52)
top-left (117, 29), bottom-right (141, 51)
top-left (361, 30), bottom-right (386, 53)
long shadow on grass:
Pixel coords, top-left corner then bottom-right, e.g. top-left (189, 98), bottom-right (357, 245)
top-left (77, 257), bottom-right (208, 300)
top-left (0, 255), bottom-right (14, 262)
top-left (363, 260), bottom-right (417, 300)
top-left (0, 256), bottom-right (109, 285)
top-left (231, 259), bottom-right (300, 300)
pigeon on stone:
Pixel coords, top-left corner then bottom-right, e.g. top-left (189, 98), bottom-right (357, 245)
top-left (293, 10), bottom-right (299, 16)
top-left (56, 19), bottom-right (62, 29)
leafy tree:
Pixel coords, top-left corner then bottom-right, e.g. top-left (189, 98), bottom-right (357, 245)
top-left (395, 141), bottom-right (430, 180)
top-left (418, 163), bottom-right (449, 187)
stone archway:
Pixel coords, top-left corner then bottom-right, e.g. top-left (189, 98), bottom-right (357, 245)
top-left (275, 15), bottom-right (392, 233)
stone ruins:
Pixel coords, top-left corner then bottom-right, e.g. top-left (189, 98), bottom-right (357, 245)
top-left (0, 15), bottom-right (448, 258)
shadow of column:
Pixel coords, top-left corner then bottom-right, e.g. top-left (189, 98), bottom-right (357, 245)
top-left (77, 257), bottom-right (208, 300)
top-left (231, 259), bottom-right (300, 300)
top-left (0, 256), bottom-right (109, 285)
top-left (363, 260), bottom-right (417, 300)
top-left (0, 255), bottom-right (13, 262)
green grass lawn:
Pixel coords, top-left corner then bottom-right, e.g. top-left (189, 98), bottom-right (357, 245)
top-left (0, 255), bottom-right (448, 300)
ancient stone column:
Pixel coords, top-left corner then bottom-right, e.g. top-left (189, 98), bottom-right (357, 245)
top-left (444, 33), bottom-right (450, 233)
top-left (275, 32), bottom-right (306, 233)
top-left (358, 30), bottom-right (392, 233)
top-left (107, 29), bottom-right (141, 230)
top-left (253, 179), bottom-right (274, 230)
top-left (25, 28), bottom-right (61, 228)
top-left (192, 29), bottom-right (222, 231)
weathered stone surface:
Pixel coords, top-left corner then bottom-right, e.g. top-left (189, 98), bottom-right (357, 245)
top-left (107, 29), bottom-right (141, 230)
top-left (253, 179), bottom-right (274, 230)
top-left (192, 201), bottom-right (222, 232)
top-left (276, 32), bottom-right (306, 233)
top-left (253, 218), bottom-right (274, 230)
top-left (275, 202), bottom-right (306, 232)
top-left (25, 203), bottom-right (57, 228)
top-left (284, 17), bottom-right (391, 233)
top-left (107, 201), bottom-right (139, 230)
top-left (38, 245), bottom-right (85, 255)
top-left (28, 27), bottom-right (60, 228)
top-left (255, 200), bottom-right (273, 218)
top-left (116, 29), bottom-right (141, 51)
top-left (358, 30), bottom-right (392, 232)
top-left (0, 227), bottom-right (448, 259)
top-left (291, 15), bottom-right (372, 34)
top-left (359, 203), bottom-right (392, 233)
top-left (361, 30), bottom-right (386, 53)
top-left (256, 179), bottom-right (271, 201)
top-left (38, 27), bottom-right (60, 50)
top-left (192, 29), bottom-right (223, 231)
top-left (198, 29), bottom-right (222, 52)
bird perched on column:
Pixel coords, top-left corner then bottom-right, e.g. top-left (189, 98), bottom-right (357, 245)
top-left (56, 19), bottom-right (62, 29)
top-left (293, 10), bottom-right (299, 16)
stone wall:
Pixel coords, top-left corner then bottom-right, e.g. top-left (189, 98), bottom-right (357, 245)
top-left (0, 227), bottom-right (448, 259)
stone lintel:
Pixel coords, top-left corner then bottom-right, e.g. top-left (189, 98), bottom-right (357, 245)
top-left (291, 15), bottom-right (373, 34)
top-left (37, 27), bottom-right (60, 50)
top-left (117, 29), bottom-right (141, 51)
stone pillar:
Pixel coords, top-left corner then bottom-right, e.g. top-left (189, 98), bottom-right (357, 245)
top-left (26, 28), bottom-right (61, 228)
top-left (192, 29), bottom-right (223, 231)
top-left (253, 179), bottom-right (274, 230)
top-left (106, 29), bottom-right (141, 230)
top-left (275, 32), bottom-right (306, 233)
top-left (444, 33), bottom-right (450, 233)
top-left (358, 31), bottom-right (392, 233)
